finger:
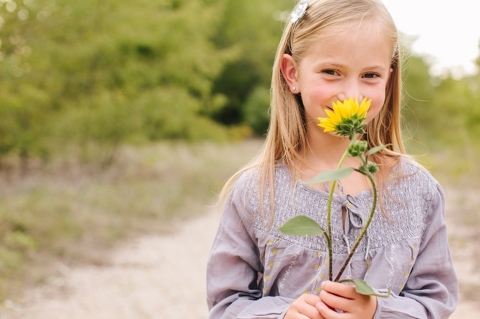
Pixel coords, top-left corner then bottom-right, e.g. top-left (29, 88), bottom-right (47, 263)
top-left (300, 294), bottom-right (324, 319)
top-left (320, 289), bottom-right (350, 312)
top-left (303, 293), bottom-right (323, 306)
top-left (302, 309), bottom-right (324, 319)
top-left (285, 313), bottom-right (311, 319)
top-left (320, 284), bottom-right (377, 316)
top-left (293, 305), bottom-right (323, 319)
top-left (286, 294), bottom-right (323, 319)
top-left (316, 300), bottom-right (335, 312)
top-left (316, 301), bottom-right (340, 319)
top-left (322, 281), bottom-right (356, 299)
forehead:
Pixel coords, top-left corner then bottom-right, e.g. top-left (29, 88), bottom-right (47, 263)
top-left (304, 21), bottom-right (393, 61)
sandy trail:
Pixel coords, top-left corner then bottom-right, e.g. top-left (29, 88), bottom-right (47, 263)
top-left (0, 210), bottom-right (220, 319)
top-left (1, 197), bottom-right (478, 318)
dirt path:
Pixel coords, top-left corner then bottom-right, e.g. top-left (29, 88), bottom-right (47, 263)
top-left (1, 199), bottom-right (479, 318)
top-left (0, 210), bottom-right (221, 319)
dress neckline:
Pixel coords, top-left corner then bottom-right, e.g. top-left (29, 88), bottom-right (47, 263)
top-left (295, 177), bottom-right (373, 200)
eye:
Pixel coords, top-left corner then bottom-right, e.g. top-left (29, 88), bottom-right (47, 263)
top-left (322, 69), bottom-right (339, 76)
top-left (363, 72), bottom-right (380, 79)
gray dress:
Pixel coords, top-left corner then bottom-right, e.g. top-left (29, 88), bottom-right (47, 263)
top-left (207, 159), bottom-right (458, 318)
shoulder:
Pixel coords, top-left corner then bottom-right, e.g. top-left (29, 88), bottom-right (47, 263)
top-left (392, 156), bottom-right (444, 203)
top-left (233, 163), bottom-right (293, 193)
top-left (229, 163), bottom-right (296, 214)
top-left (396, 156), bottom-right (440, 185)
top-left (228, 167), bottom-right (259, 207)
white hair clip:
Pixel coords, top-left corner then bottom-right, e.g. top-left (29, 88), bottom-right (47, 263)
top-left (290, 0), bottom-right (309, 24)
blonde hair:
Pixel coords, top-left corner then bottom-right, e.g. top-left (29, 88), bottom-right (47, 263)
top-left (218, 0), bottom-right (406, 213)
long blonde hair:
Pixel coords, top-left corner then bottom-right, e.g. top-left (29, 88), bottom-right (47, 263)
top-left (218, 0), bottom-right (406, 211)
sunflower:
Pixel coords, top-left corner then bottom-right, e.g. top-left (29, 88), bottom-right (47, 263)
top-left (318, 97), bottom-right (371, 138)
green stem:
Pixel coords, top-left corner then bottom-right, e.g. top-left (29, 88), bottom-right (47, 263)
top-left (334, 171), bottom-right (377, 282)
top-left (326, 146), bottom-right (350, 281)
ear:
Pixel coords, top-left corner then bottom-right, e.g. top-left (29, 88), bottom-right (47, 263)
top-left (386, 67), bottom-right (394, 88)
top-left (281, 54), bottom-right (299, 93)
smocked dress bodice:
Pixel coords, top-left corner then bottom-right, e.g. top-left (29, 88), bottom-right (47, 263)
top-left (207, 159), bottom-right (458, 319)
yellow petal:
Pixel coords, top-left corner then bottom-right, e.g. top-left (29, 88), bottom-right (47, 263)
top-left (329, 107), bottom-right (343, 124)
top-left (326, 109), bottom-right (341, 123)
top-left (335, 100), bottom-right (349, 119)
top-left (358, 97), bottom-right (371, 118)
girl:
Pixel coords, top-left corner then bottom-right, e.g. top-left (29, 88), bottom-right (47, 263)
top-left (206, 0), bottom-right (458, 318)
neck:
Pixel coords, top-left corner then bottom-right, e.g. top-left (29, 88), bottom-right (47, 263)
top-left (303, 130), bottom-right (359, 171)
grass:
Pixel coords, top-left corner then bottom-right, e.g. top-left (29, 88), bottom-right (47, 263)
top-left (0, 139), bottom-right (263, 301)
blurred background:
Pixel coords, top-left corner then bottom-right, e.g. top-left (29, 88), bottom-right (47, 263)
top-left (0, 0), bottom-right (479, 311)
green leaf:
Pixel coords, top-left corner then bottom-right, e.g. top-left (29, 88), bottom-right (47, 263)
top-left (306, 168), bottom-right (353, 185)
top-left (339, 279), bottom-right (391, 298)
top-left (366, 144), bottom-right (390, 156)
top-left (279, 216), bottom-right (326, 237)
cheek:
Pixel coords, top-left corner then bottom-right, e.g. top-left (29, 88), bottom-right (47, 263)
top-left (301, 87), bottom-right (329, 111)
top-left (366, 93), bottom-right (386, 122)
top-left (366, 105), bottom-right (382, 123)
top-left (303, 86), bottom-right (332, 109)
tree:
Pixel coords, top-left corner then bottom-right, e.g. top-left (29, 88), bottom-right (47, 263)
top-left (209, 0), bottom-right (292, 133)
top-left (0, 0), bottom-right (238, 163)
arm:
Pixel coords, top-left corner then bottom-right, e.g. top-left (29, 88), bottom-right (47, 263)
top-left (374, 184), bottom-right (458, 319)
top-left (206, 174), bottom-right (294, 319)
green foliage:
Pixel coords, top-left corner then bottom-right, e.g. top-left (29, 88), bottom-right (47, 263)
top-left (402, 54), bottom-right (436, 142)
top-left (307, 168), bottom-right (354, 185)
top-left (401, 44), bottom-right (480, 156)
top-left (210, 0), bottom-right (292, 128)
top-left (339, 279), bottom-right (391, 298)
top-left (279, 215), bottom-right (326, 237)
top-left (243, 86), bottom-right (271, 136)
top-left (0, 0), bottom-right (240, 161)
top-left (0, 0), bottom-right (479, 162)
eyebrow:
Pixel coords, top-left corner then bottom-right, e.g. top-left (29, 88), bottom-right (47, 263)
top-left (318, 62), bottom-right (389, 72)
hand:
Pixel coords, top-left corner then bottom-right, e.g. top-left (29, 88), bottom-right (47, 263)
top-left (285, 293), bottom-right (325, 319)
top-left (316, 281), bottom-right (377, 319)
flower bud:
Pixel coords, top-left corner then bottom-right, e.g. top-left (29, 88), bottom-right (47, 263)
top-left (367, 162), bottom-right (379, 174)
top-left (347, 140), bottom-right (368, 157)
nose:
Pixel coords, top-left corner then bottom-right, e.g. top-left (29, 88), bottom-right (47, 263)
top-left (338, 79), bottom-right (363, 101)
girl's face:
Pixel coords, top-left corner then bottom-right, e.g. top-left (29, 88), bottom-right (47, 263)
top-left (282, 22), bottom-right (393, 136)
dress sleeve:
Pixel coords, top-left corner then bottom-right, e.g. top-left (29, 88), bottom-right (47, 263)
top-left (374, 184), bottom-right (458, 319)
top-left (206, 175), bottom-right (294, 319)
